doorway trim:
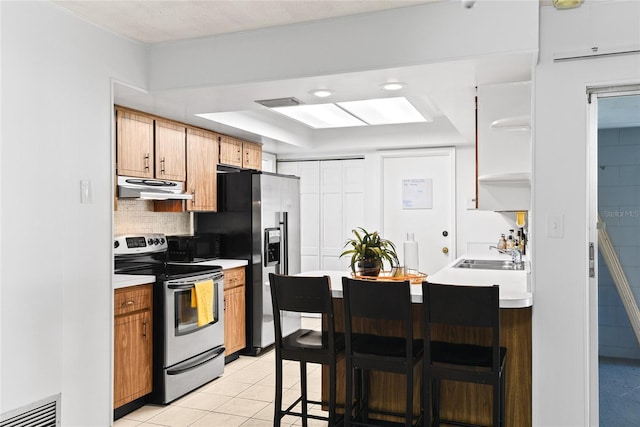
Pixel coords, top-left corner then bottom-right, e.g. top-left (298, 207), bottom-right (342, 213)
top-left (587, 84), bottom-right (640, 426)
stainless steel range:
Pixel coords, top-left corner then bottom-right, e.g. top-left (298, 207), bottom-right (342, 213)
top-left (114, 233), bottom-right (225, 404)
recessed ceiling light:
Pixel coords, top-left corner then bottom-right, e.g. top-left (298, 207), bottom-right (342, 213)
top-left (337, 97), bottom-right (428, 125)
top-left (552, 0), bottom-right (583, 9)
top-left (381, 82), bottom-right (406, 91)
top-left (310, 89), bottom-right (333, 98)
top-left (271, 103), bottom-right (366, 129)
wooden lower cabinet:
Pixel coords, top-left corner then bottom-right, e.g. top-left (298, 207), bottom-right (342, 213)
top-left (113, 284), bottom-right (153, 409)
top-left (224, 267), bottom-right (246, 356)
top-left (323, 304), bottom-right (532, 427)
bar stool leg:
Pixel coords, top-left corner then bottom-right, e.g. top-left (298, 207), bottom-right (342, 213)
top-left (500, 372), bottom-right (506, 427)
top-left (300, 361), bottom-right (308, 427)
top-left (406, 372), bottom-right (413, 427)
top-left (362, 369), bottom-right (370, 423)
top-left (432, 378), bottom-right (441, 427)
top-left (274, 353), bottom-right (283, 427)
top-left (329, 359), bottom-right (337, 426)
top-left (345, 357), bottom-right (353, 427)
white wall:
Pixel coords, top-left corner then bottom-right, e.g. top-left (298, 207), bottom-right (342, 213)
top-left (0, 2), bottom-right (146, 424)
top-left (534, 2), bottom-right (640, 425)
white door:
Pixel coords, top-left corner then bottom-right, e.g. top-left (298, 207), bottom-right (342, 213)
top-left (381, 148), bottom-right (456, 275)
top-left (277, 161), bottom-right (320, 272)
top-left (277, 159), bottom-right (365, 272)
top-left (321, 160), bottom-right (365, 271)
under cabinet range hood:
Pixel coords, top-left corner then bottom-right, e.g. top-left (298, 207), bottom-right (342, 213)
top-left (117, 175), bottom-right (193, 200)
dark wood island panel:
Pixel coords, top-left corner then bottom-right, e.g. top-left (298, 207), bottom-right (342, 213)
top-left (322, 302), bottom-right (531, 426)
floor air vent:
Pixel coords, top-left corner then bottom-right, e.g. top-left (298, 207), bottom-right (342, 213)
top-left (0, 394), bottom-right (60, 427)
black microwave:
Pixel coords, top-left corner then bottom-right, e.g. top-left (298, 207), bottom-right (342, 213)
top-left (166, 234), bottom-right (221, 262)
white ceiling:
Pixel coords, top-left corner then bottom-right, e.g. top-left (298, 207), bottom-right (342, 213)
top-left (54, 0), bottom-right (438, 44)
top-left (52, 1), bottom-right (639, 153)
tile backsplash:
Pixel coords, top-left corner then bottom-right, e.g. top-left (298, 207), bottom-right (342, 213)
top-left (114, 199), bottom-right (192, 235)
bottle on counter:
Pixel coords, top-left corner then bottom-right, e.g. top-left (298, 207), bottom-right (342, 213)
top-left (506, 234), bottom-right (515, 250)
top-left (498, 234), bottom-right (507, 250)
top-left (520, 228), bottom-right (527, 255)
top-left (404, 233), bottom-right (419, 273)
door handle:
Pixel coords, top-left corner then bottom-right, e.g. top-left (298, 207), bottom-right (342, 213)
top-left (442, 247), bottom-right (449, 254)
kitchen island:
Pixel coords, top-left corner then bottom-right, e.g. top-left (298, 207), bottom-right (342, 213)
top-left (302, 257), bottom-right (532, 426)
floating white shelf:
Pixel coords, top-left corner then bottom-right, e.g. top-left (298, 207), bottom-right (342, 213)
top-left (478, 172), bottom-right (531, 184)
top-left (490, 115), bottom-right (530, 131)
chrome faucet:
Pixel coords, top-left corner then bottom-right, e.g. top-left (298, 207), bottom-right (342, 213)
top-left (489, 245), bottom-right (523, 264)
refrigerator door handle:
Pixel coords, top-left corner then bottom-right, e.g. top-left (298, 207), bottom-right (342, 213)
top-left (279, 212), bottom-right (289, 275)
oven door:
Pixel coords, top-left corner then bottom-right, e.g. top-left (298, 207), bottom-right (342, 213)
top-left (164, 271), bottom-right (224, 367)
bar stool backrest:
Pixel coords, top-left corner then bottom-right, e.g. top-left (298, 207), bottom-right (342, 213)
top-left (343, 278), bottom-right (412, 322)
top-left (423, 282), bottom-right (501, 371)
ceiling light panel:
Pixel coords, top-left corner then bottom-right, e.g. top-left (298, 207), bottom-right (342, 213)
top-left (338, 97), bottom-right (428, 125)
top-left (272, 104), bottom-right (366, 129)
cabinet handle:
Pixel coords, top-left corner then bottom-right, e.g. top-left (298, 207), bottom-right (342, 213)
top-left (143, 319), bottom-right (147, 339)
top-left (144, 153), bottom-right (150, 171)
top-left (191, 190), bottom-right (196, 206)
top-left (122, 300), bottom-right (135, 307)
top-left (245, 151), bottom-right (249, 164)
top-left (236, 149), bottom-right (241, 162)
top-left (160, 157), bottom-right (166, 174)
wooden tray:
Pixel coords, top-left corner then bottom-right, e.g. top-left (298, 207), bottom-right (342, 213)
top-left (352, 271), bottom-right (427, 284)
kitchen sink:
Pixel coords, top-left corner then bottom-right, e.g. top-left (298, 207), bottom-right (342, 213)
top-left (453, 259), bottom-right (525, 271)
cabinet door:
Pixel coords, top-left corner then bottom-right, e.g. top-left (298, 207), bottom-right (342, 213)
top-left (243, 142), bottom-right (262, 170)
top-left (155, 119), bottom-right (186, 181)
top-left (223, 266), bottom-right (245, 291)
top-left (219, 136), bottom-right (243, 167)
top-left (224, 285), bottom-right (246, 356)
top-left (113, 310), bottom-right (152, 408)
top-left (186, 128), bottom-right (218, 212)
top-left (116, 108), bottom-right (154, 178)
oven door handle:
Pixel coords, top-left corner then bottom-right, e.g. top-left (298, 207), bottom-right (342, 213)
top-left (167, 283), bottom-right (197, 290)
top-left (166, 346), bottom-right (226, 376)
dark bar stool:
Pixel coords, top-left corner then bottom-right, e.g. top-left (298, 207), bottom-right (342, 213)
top-left (268, 273), bottom-right (343, 427)
top-left (342, 277), bottom-right (423, 427)
top-left (421, 282), bottom-right (507, 427)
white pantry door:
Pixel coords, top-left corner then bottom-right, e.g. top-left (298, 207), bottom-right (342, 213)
top-left (381, 148), bottom-right (456, 275)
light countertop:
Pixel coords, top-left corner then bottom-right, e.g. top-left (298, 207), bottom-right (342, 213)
top-left (113, 259), bottom-right (248, 290)
top-left (299, 255), bottom-right (532, 309)
top-left (176, 259), bottom-right (248, 270)
top-left (113, 274), bottom-right (156, 290)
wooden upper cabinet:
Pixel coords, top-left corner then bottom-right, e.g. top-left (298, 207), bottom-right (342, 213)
top-left (116, 108), bottom-right (154, 178)
top-left (219, 136), bottom-right (243, 167)
top-left (155, 119), bottom-right (186, 181)
top-left (243, 141), bottom-right (262, 170)
top-left (219, 135), bottom-right (262, 170)
top-left (186, 128), bottom-right (218, 212)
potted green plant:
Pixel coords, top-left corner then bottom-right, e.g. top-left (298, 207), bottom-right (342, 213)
top-left (340, 227), bottom-right (399, 276)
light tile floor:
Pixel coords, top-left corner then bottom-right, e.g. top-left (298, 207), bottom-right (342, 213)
top-left (115, 317), bottom-right (326, 427)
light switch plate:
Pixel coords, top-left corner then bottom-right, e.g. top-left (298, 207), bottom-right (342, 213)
top-left (80, 180), bottom-right (92, 204)
top-left (547, 214), bottom-right (564, 238)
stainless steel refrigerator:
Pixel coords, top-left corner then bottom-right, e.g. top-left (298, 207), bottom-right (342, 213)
top-left (195, 170), bottom-right (301, 355)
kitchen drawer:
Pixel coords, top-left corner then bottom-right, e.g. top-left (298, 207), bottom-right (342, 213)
top-left (114, 284), bottom-right (153, 316)
top-left (224, 267), bottom-right (245, 290)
